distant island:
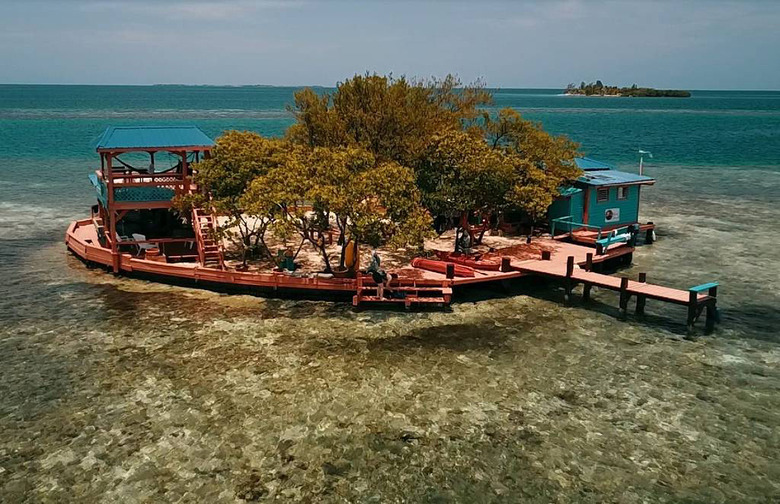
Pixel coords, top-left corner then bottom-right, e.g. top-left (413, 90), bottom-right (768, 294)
top-left (565, 81), bottom-right (691, 98)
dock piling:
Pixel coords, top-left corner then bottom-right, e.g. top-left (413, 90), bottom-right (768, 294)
top-left (705, 285), bottom-right (718, 333)
top-left (645, 222), bottom-right (655, 244)
top-left (582, 283), bottom-right (592, 302)
top-left (635, 272), bottom-right (647, 315)
top-left (445, 263), bottom-right (455, 279)
top-left (500, 257), bottom-right (511, 272)
top-left (564, 256), bottom-right (574, 304)
top-left (686, 290), bottom-right (698, 334)
top-left (541, 250), bottom-right (551, 261)
top-left (585, 252), bottom-right (593, 272)
top-left (629, 224), bottom-right (639, 247)
top-left (619, 277), bottom-right (630, 319)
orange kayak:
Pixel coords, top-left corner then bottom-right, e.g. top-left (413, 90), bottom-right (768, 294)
top-left (433, 251), bottom-right (501, 271)
top-left (411, 257), bottom-right (476, 277)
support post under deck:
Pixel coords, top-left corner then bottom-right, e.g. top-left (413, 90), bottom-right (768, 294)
top-left (686, 290), bottom-right (698, 334)
top-left (705, 285), bottom-right (718, 333)
top-left (564, 255), bottom-right (574, 305)
top-left (619, 277), bottom-right (630, 319)
top-left (635, 272), bottom-right (647, 315)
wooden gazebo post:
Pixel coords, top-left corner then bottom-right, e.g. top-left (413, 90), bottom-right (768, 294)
top-left (106, 152), bottom-right (120, 273)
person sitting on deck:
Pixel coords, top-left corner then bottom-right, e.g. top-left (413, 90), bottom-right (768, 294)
top-left (276, 247), bottom-right (296, 272)
top-left (455, 228), bottom-right (474, 255)
top-left (366, 249), bottom-right (391, 298)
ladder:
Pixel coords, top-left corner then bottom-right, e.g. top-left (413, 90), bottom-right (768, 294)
top-left (192, 208), bottom-right (224, 269)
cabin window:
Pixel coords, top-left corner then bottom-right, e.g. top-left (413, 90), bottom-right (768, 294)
top-left (617, 186), bottom-right (629, 200)
top-left (596, 187), bottom-right (610, 203)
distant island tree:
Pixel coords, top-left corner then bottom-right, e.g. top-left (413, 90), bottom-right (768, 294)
top-left (565, 81), bottom-right (691, 97)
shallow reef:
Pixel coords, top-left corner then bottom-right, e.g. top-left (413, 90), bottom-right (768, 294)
top-left (2, 263), bottom-right (779, 502)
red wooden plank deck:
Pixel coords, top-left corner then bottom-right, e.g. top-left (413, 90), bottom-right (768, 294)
top-left (515, 260), bottom-right (709, 306)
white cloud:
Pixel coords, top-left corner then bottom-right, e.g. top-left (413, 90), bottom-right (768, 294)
top-left (79, 0), bottom-right (307, 20)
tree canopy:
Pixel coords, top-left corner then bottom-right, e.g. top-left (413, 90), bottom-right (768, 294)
top-left (180, 73), bottom-right (583, 272)
top-left (286, 74), bottom-right (491, 166)
top-left (174, 130), bottom-right (290, 264)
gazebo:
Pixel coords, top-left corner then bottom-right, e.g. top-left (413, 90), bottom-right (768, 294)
top-left (90, 125), bottom-right (216, 271)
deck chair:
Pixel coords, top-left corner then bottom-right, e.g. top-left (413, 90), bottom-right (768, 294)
top-left (114, 232), bottom-right (132, 250)
top-left (131, 233), bottom-right (157, 257)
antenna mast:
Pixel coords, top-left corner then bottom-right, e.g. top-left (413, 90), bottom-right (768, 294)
top-left (638, 150), bottom-right (653, 175)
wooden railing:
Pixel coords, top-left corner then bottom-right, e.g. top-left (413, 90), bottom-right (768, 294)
top-left (96, 170), bottom-right (188, 186)
top-left (114, 237), bottom-right (197, 257)
top-left (551, 215), bottom-right (603, 239)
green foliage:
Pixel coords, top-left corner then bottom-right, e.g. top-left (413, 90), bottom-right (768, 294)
top-left (243, 145), bottom-right (431, 272)
top-left (173, 131), bottom-right (290, 264)
top-left (287, 73), bottom-right (491, 166)
top-left (190, 73), bottom-right (586, 270)
top-left (483, 108), bottom-right (581, 220)
top-left (417, 129), bottom-right (514, 221)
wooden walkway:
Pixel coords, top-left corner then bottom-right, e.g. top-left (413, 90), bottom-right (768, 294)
top-left (516, 260), bottom-right (705, 305)
top-left (512, 253), bottom-right (719, 333)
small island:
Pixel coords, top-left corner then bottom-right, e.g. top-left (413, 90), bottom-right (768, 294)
top-left (565, 80), bottom-right (691, 97)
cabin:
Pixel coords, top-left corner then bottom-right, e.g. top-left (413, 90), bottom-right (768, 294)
top-left (549, 156), bottom-right (655, 233)
top-left (88, 125), bottom-right (221, 272)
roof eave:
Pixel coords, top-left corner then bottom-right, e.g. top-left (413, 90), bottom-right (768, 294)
top-left (96, 145), bottom-right (214, 154)
top-left (581, 179), bottom-right (656, 188)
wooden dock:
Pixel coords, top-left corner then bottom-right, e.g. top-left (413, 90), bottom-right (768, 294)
top-left (514, 253), bottom-right (719, 333)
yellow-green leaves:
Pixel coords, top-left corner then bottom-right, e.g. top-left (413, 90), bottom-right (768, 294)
top-left (191, 73), bottom-right (583, 269)
top-left (288, 73), bottom-right (491, 167)
top-left (483, 108), bottom-right (581, 220)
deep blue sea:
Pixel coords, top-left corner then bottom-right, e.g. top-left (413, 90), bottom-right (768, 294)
top-left (1, 86), bottom-right (779, 502)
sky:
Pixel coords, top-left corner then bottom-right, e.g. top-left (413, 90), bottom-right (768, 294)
top-left (0, 0), bottom-right (778, 89)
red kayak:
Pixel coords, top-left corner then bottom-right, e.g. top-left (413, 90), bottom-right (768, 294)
top-left (433, 251), bottom-right (502, 271)
top-left (411, 257), bottom-right (476, 277)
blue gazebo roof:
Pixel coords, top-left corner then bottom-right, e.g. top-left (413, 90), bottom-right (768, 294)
top-left (96, 125), bottom-right (214, 151)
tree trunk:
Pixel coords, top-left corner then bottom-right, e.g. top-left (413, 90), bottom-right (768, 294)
top-left (318, 243), bottom-right (332, 273)
top-left (337, 221), bottom-right (348, 270)
top-left (339, 241), bottom-right (347, 270)
top-left (291, 236), bottom-right (306, 260)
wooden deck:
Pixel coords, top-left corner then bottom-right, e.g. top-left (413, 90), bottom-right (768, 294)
top-left (66, 217), bottom-right (718, 333)
top-left (516, 260), bottom-right (707, 306)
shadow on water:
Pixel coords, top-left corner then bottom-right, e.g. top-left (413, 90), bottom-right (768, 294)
top-left (366, 322), bottom-right (511, 354)
top-left (452, 274), bottom-right (694, 335)
top-left (719, 302), bottom-right (780, 342)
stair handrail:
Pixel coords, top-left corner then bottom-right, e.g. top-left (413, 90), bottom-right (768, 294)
top-left (192, 208), bottom-right (206, 266)
top-left (210, 212), bottom-right (225, 268)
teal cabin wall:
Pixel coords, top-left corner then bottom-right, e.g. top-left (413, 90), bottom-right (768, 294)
top-left (586, 185), bottom-right (640, 228)
top-left (548, 189), bottom-right (584, 232)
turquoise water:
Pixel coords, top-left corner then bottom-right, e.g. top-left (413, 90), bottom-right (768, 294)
top-left (1, 86), bottom-right (779, 502)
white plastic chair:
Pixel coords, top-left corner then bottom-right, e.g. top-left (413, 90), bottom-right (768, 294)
top-left (132, 233), bottom-right (157, 256)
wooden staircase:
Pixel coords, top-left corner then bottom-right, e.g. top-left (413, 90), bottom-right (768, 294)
top-left (192, 208), bottom-right (224, 269)
top-left (353, 274), bottom-right (452, 309)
